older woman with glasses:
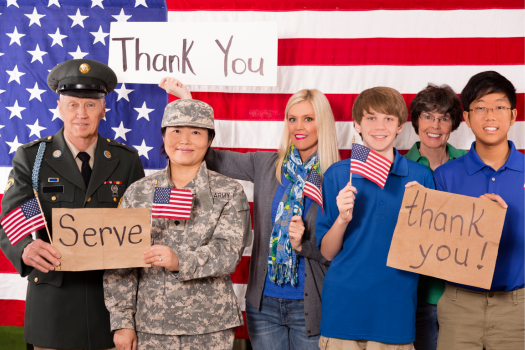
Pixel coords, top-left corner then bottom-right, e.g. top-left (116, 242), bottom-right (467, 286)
top-left (404, 83), bottom-right (467, 350)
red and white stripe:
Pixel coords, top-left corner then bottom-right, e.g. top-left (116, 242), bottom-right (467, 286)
top-left (151, 189), bottom-right (193, 220)
top-left (1, 206), bottom-right (45, 246)
top-left (0, 0), bottom-right (523, 338)
top-left (304, 183), bottom-right (322, 208)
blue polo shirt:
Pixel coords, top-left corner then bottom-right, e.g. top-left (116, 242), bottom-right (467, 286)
top-left (316, 149), bottom-right (434, 343)
top-left (433, 141), bottom-right (524, 292)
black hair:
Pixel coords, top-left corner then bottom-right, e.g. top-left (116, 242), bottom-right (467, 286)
top-left (460, 71), bottom-right (517, 111)
top-left (160, 127), bottom-right (215, 158)
top-left (409, 84), bottom-right (463, 134)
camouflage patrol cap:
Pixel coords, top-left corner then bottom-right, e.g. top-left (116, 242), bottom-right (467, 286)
top-left (47, 59), bottom-right (118, 99)
top-left (162, 99), bottom-right (214, 130)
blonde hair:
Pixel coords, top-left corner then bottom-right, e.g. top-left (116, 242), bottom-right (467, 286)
top-left (275, 89), bottom-right (340, 183)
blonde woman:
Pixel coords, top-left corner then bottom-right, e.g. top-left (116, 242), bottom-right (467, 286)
top-left (159, 77), bottom-right (340, 350)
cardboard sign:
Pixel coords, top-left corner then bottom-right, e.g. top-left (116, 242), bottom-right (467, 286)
top-left (52, 208), bottom-right (151, 271)
top-left (387, 187), bottom-right (507, 289)
top-left (108, 22), bottom-right (277, 86)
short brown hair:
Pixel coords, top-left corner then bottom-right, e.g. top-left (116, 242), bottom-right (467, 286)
top-left (410, 84), bottom-right (462, 134)
top-left (352, 87), bottom-right (408, 126)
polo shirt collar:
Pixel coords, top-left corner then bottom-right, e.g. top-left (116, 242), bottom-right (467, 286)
top-left (391, 148), bottom-right (409, 177)
top-left (464, 141), bottom-right (523, 175)
top-left (405, 142), bottom-right (422, 162)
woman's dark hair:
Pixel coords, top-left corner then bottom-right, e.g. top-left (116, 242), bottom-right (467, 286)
top-left (460, 71), bottom-right (517, 111)
top-left (409, 84), bottom-right (463, 134)
top-left (160, 127), bottom-right (215, 158)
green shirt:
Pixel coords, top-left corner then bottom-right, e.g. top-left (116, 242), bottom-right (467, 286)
top-left (404, 142), bottom-right (468, 305)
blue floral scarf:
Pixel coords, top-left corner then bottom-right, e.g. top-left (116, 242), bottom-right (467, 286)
top-left (267, 145), bottom-right (320, 286)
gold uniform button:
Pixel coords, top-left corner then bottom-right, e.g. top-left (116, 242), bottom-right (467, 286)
top-left (51, 196), bottom-right (57, 201)
top-left (34, 277), bottom-right (39, 283)
top-left (107, 138), bottom-right (111, 142)
top-left (113, 198), bottom-right (117, 202)
top-left (47, 136), bottom-right (52, 140)
top-left (87, 197), bottom-right (91, 202)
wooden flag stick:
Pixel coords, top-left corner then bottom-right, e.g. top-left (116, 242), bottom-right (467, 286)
top-left (151, 180), bottom-right (158, 245)
top-left (33, 189), bottom-right (53, 246)
top-left (347, 135), bottom-right (356, 216)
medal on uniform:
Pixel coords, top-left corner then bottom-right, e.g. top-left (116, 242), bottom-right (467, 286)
top-left (111, 184), bottom-right (118, 198)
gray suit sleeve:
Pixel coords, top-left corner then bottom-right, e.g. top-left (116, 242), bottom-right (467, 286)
top-left (205, 148), bottom-right (258, 182)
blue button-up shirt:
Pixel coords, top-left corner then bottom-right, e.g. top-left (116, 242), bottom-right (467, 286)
top-left (434, 141), bottom-right (524, 292)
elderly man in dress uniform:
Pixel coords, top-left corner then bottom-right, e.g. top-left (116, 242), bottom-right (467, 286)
top-left (0, 59), bottom-right (145, 350)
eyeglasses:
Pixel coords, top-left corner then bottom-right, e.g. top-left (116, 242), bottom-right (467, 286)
top-left (419, 114), bottom-right (452, 125)
top-left (469, 106), bottom-right (512, 117)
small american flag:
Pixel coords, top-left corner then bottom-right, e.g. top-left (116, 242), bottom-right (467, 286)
top-left (350, 143), bottom-right (392, 189)
top-left (1, 198), bottom-right (46, 246)
top-left (304, 169), bottom-right (323, 209)
top-left (152, 187), bottom-right (194, 220)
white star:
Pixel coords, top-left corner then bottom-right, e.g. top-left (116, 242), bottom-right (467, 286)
top-left (68, 45), bottom-right (88, 59)
top-left (6, 136), bottom-right (23, 154)
top-left (135, 0), bottom-right (148, 7)
top-left (48, 28), bottom-right (67, 47)
top-left (0, 125), bottom-right (4, 136)
top-left (6, 0), bottom-right (19, 8)
top-left (134, 101), bottom-right (154, 121)
top-left (27, 119), bottom-right (47, 138)
top-left (0, 52), bottom-right (3, 56)
top-left (25, 7), bottom-right (46, 27)
top-left (27, 44), bottom-right (48, 64)
top-left (90, 26), bottom-right (109, 45)
top-left (6, 100), bottom-right (26, 119)
top-left (49, 107), bottom-right (62, 121)
top-left (0, 90), bottom-right (5, 96)
top-left (7, 65), bottom-right (26, 84)
top-left (91, 0), bottom-right (104, 8)
top-left (114, 83), bottom-right (134, 101)
top-left (112, 8), bottom-right (132, 22)
top-left (133, 139), bottom-right (153, 159)
top-left (103, 108), bottom-right (111, 121)
top-left (26, 82), bottom-right (46, 102)
top-left (68, 8), bottom-right (88, 28)
top-left (48, 0), bottom-right (60, 7)
top-left (6, 27), bottom-right (25, 46)
top-left (111, 122), bottom-right (132, 141)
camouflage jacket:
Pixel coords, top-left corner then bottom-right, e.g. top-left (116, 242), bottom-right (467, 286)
top-left (103, 162), bottom-right (251, 335)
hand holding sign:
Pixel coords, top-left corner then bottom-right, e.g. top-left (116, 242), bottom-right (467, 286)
top-left (143, 244), bottom-right (180, 272)
top-left (387, 187), bottom-right (507, 289)
top-left (159, 77), bottom-right (192, 99)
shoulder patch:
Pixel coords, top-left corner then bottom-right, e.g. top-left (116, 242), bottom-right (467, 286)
top-left (232, 194), bottom-right (250, 212)
top-left (4, 178), bottom-right (14, 192)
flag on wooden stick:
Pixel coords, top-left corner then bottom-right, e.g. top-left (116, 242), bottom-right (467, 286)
top-left (350, 143), bottom-right (392, 188)
top-left (1, 198), bottom-right (46, 246)
top-left (152, 187), bottom-right (194, 220)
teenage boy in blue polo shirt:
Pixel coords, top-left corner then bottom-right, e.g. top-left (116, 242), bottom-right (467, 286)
top-left (316, 87), bottom-right (434, 350)
top-left (433, 71), bottom-right (524, 350)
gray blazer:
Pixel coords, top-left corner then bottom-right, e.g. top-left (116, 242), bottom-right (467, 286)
top-left (205, 148), bottom-right (329, 336)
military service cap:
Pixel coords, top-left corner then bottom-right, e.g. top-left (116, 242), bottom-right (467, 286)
top-left (47, 59), bottom-right (118, 99)
top-left (162, 99), bottom-right (214, 130)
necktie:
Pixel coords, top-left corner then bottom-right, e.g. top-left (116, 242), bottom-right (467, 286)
top-left (77, 152), bottom-right (92, 188)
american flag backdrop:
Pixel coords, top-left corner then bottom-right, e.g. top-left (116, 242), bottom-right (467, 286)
top-left (0, 0), bottom-right (524, 342)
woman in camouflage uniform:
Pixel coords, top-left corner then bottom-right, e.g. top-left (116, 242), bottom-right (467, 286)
top-left (103, 99), bottom-right (252, 350)
top-left (160, 78), bottom-right (340, 350)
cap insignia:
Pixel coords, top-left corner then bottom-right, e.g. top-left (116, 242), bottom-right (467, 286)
top-left (79, 63), bottom-right (91, 74)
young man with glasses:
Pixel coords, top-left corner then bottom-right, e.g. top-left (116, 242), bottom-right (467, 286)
top-left (433, 71), bottom-right (524, 350)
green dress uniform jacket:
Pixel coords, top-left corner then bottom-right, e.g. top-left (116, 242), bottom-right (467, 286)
top-left (104, 162), bottom-right (252, 336)
top-left (0, 128), bottom-right (145, 349)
